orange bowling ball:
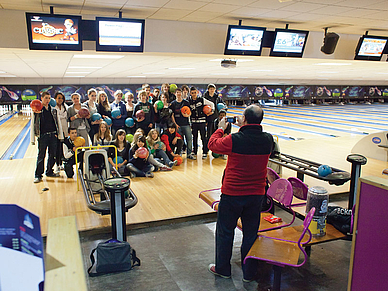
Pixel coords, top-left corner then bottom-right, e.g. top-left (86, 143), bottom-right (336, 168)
top-left (173, 155), bottom-right (183, 166)
top-left (203, 105), bottom-right (212, 115)
top-left (30, 99), bottom-right (43, 112)
top-left (73, 136), bottom-right (86, 147)
top-left (180, 106), bottom-right (191, 116)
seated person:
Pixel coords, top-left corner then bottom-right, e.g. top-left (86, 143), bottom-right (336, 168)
top-left (161, 123), bottom-right (183, 161)
top-left (63, 127), bottom-right (84, 178)
top-left (93, 121), bottom-right (112, 146)
top-left (127, 135), bottom-right (155, 178)
top-left (107, 129), bottom-right (130, 176)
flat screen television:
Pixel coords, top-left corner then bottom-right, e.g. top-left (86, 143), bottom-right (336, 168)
top-left (96, 17), bottom-right (145, 52)
top-left (26, 12), bottom-right (82, 51)
top-left (354, 35), bottom-right (388, 61)
top-left (270, 28), bottom-right (309, 57)
top-left (224, 25), bottom-right (266, 56)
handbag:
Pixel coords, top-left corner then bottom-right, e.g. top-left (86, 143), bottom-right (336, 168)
top-left (327, 206), bottom-right (353, 235)
top-left (88, 239), bottom-right (140, 277)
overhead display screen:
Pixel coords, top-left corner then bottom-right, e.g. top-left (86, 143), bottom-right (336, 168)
top-left (224, 25), bottom-right (266, 56)
top-left (26, 13), bottom-right (82, 51)
top-left (357, 38), bottom-right (387, 57)
top-left (273, 31), bottom-right (307, 53)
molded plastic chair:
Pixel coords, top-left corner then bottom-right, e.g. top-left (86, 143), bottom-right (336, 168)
top-left (288, 177), bottom-right (309, 207)
top-left (267, 167), bottom-right (280, 185)
top-left (243, 207), bottom-right (316, 291)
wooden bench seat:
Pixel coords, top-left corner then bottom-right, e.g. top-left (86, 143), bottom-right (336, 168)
top-left (45, 216), bottom-right (87, 291)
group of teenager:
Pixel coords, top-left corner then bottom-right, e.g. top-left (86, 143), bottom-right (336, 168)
top-left (31, 83), bottom-right (228, 183)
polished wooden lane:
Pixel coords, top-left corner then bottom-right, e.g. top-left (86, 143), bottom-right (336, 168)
top-left (0, 113), bottom-right (30, 155)
top-left (1, 104), bottom-right (387, 236)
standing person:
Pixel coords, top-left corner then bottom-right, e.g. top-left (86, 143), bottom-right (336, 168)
top-left (207, 105), bottom-right (273, 282)
top-left (125, 92), bottom-right (136, 134)
top-left (67, 93), bottom-right (91, 146)
top-left (133, 90), bottom-right (154, 135)
top-left (181, 85), bottom-right (189, 100)
top-left (213, 109), bottom-right (231, 160)
top-left (110, 90), bottom-right (127, 136)
top-left (153, 88), bottom-right (160, 101)
top-left (84, 88), bottom-right (100, 140)
top-left (154, 92), bottom-right (173, 134)
top-left (169, 88), bottom-right (194, 159)
top-left (188, 86), bottom-right (214, 159)
top-left (54, 91), bottom-right (68, 172)
top-left (161, 83), bottom-right (175, 104)
top-left (97, 90), bottom-right (111, 121)
top-left (31, 92), bottom-right (63, 183)
top-left (204, 83), bottom-right (225, 138)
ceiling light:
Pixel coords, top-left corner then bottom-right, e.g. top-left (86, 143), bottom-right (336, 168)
top-left (73, 55), bottom-right (124, 59)
top-left (314, 63), bottom-right (352, 66)
top-left (65, 72), bottom-right (92, 74)
top-left (142, 72), bottom-right (165, 75)
top-left (209, 59), bottom-right (223, 62)
top-left (236, 59), bottom-right (254, 62)
top-left (64, 75), bottom-right (85, 78)
top-left (0, 75), bottom-right (16, 77)
top-left (376, 72), bottom-right (388, 74)
top-left (168, 67), bottom-right (196, 70)
top-left (0, 71), bottom-right (6, 74)
top-left (68, 66), bottom-right (103, 69)
top-left (210, 73), bottom-right (230, 75)
top-left (128, 76), bottom-right (146, 78)
top-left (319, 71), bottom-right (338, 74)
top-left (251, 69), bottom-right (274, 72)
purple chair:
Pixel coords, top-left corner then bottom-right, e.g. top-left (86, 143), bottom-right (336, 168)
top-left (267, 167), bottom-right (280, 185)
top-left (243, 207), bottom-right (316, 291)
top-left (288, 177), bottom-right (309, 207)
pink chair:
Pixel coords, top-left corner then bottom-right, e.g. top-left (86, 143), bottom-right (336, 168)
top-left (243, 207), bottom-right (316, 291)
top-left (287, 177), bottom-right (309, 207)
top-left (267, 167), bottom-right (280, 185)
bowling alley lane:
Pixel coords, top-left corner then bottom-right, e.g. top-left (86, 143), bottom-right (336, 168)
top-left (0, 113), bottom-right (30, 157)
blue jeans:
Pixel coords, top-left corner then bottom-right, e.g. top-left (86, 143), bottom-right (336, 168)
top-left (154, 149), bottom-right (173, 167)
top-left (35, 132), bottom-right (58, 178)
top-left (178, 125), bottom-right (193, 154)
top-left (127, 163), bottom-right (154, 177)
top-left (215, 194), bottom-right (264, 279)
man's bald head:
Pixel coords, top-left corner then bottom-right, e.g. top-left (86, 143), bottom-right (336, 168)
top-left (243, 104), bottom-right (263, 124)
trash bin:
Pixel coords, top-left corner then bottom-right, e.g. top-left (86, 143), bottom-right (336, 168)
top-left (306, 186), bottom-right (329, 237)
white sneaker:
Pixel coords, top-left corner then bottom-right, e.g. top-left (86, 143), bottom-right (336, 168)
top-left (187, 154), bottom-right (196, 160)
top-left (202, 153), bottom-right (208, 159)
top-left (222, 155), bottom-right (227, 160)
top-left (33, 177), bottom-right (42, 183)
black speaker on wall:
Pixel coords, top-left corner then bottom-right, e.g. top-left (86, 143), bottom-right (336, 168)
top-left (321, 32), bottom-right (339, 54)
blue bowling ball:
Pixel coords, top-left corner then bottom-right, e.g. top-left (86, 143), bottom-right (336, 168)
top-left (125, 117), bottom-right (135, 127)
top-left (91, 113), bottom-right (102, 122)
top-left (103, 117), bottom-right (112, 126)
top-left (111, 108), bottom-right (121, 119)
top-left (49, 98), bottom-right (56, 107)
top-left (113, 156), bottom-right (124, 164)
top-left (217, 103), bottom-right (226, 111)
top-left (317, 165), bottom-right (332, 177)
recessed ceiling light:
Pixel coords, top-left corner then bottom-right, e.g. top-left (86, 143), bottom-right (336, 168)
top-left (210, 73), bottom-right (229, 75)
top-left (319, 71), bottom-right (339, 74)
top-left (314, 63), bottom-right (352, 66)
top-left (73, 55), bottom-right (124, 59)
top-left (64, 75), bottom-right (85, 78)
top-left (209, 58), bottom-right (253, 62)
top-left (376, 72), bottom-right (388, 74)
top-left (0, 75), bottom-right (16, 77)
top-left (168, 67), bottom-right (196, 70)
top-left (0, 71), bottom-right (6, 74)
top-left (65, 72), bottom-right (91, 74)
top-left (68, 66), bottom-right (103, 69)
top-left (251, 69), bottom-right (274, 72)
top-left (209, 59), bottom-right (223, 62)
top-left (142, 72), bottom-right (165, 75)
top-left (128, 76), bottom-right (146, 78)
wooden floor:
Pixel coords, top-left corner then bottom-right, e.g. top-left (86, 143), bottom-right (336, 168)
top-left (1, 104), bottom-right (388, 236)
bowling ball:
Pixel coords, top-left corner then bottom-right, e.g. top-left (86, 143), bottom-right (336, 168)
top-left (180, 106), bottom-right (191, 116)
top-left (216, 103), bottom-right (226, 111)
top-left (124, 190), bottom-right (129, 198)
top-left (111, 108), bottom-right (121, 119)
top-left (333, 89), bottom-right (340, 97)
top-left (49, 98), bottom-right (56, 107)
top-left (170, 84), bottom-right (177, 93)
top-left (383, 88), bottom-right (388, 97)
top-left (173, 155), bottom-right (183, 166)
top-left (203, 105), bottom-right (212, 115)
top-left (22, 89), bottom-right (37, 101)
top-left (137, 147), bottom-right (148, 159)
top-left (91, 113), bottom-right (102, 122)
top-left (135, 110), bottom-right (145, 120)
top-left (103, 117), bottom-right (112, 126)
top-left (30, 99), bottom-right (43, 111)
top-left (73, 136), bottom-right (86, 147)
top-left (317, 165), bottom-right (332, 177)
top-left (155, 141), bottom-right (164, 149)
top-left (125, 117), bottom-right (135, 127)
top-left (212, 152), bottom-right (221, 158)
top-left (78, 108), bottom-right (90, 118)
top-left (113, 156), bottom-right (124, 164)
top-left (126, 134), bottom-right (134, 143)
top-left (155, 100), bottom-right (164, 110)
top-left (274, 88), bottom-right (283, 98)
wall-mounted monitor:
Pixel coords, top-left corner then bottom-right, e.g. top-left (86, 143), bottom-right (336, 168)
top-left (96, 17), bottom-right (145, 52)
top-left (270, 28), bottom-right (309, 57)
top-left (354, 35), bottom-right (388, 61)
top-left (25, 13), bottom-right (82, 51)
top-left (224, 25), bottom-right (266, 56)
